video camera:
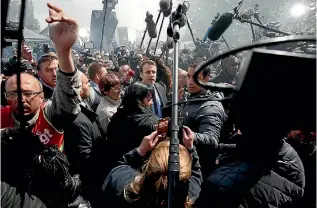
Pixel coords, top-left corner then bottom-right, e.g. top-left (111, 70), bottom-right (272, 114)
top-left (79, 51), bottom-right (96, 65)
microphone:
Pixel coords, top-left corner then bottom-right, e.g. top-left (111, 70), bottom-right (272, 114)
top-left (162, 0), bottom-right (173, 17)
top-left (159, 0), bottom-right (171, 11)
top-left (167, 37), bottom-right (174, 49)
top-left (145, 11), bottom-right (157, 39)
top-left (207, 13), bottom-right (234, 41)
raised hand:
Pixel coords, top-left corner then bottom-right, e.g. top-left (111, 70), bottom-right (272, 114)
top-left (21, 43), bottom-right (33, 62)
top-left (137, 131), bottom-right (162, 156)
top-left (182, 126), bottom-right (194, 149)
top-left (45, 3), bottom-right (78, 53)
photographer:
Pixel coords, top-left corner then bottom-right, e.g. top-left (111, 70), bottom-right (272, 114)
top-left (102, 130), bottom-right (202, 208)
top-left (181, 62), bottom-right (226, 178)
top-left (1, 3), bottom-right (81, 152)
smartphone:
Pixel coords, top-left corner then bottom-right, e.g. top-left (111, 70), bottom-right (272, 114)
top-left (157, 118), bottom-right (170, 135)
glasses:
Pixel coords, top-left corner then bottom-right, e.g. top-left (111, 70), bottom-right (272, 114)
top-left (5, 91), bottom-right (42, 100)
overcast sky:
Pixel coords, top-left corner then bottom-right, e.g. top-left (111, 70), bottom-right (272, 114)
top-left (33, 0), bottom-right (165, 31)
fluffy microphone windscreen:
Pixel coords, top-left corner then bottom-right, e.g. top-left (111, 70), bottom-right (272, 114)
top-left (159, 0), bottom-right (171, 11)
top-left (163, 0), bottom-right (173, 17)
top-left (208, 13), bottom-right (234, 41)
top-left (145, 11), bottom-right (158, 39)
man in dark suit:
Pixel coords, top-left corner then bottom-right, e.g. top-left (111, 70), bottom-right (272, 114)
top-left (140, 60), bottom-right (167, 118)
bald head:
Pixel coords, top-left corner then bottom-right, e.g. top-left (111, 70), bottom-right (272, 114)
top-left (119, 65), bottom-right (130, 77)
top-left (6, 73), bottom-right (42, 93)
top-left (5, 73), bottom-right (44, 117)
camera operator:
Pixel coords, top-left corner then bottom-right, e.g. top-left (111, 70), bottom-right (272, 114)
top-left (1, 3), bottom-right (81, 152)
top-left (180, 62), bottom-right (226, 178)
top-left (129, 51), bottom-right (138, 70)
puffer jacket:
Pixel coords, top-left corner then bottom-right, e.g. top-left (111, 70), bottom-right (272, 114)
top-left (180, 90), bottom-right (226, 177)
top-left (197, 139), bottom-right (305, 208)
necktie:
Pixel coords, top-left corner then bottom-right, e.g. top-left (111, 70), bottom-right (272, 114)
top-left (153, 88), bottom-right (162, 118)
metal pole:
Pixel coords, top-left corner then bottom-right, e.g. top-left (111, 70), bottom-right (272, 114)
top-left (100, 0), bottom-right (107, 51)
top-left (222, 35), bottom-right (231, 50)
top-left (154, 16), bottom-right (165, 55)
top-left (250, 23), bottom-right (256, 42)
top-left (185, 14), bottom-right (195, 43)
top-left (140, 26), bottom-right (147, 49)
top-left (236, 17), bottom-right (290, 36)
top-left (16, 0), bottom-right (27, 130)
top-left (146, 11), bottom-right (162, 56)
top-left (167, 21), bottom-right (180, 208)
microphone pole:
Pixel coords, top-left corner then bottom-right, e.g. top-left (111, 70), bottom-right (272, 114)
top-left (167, 4), bottom-right (184, 207)
top-left (146, 11), bottom-right (162, 56)
top-left (140, 26), bottom-right (147, 49)
top-left (154, 16), bottom-right (165, 55)
top-left (185, 13), bottom-right (195, 43)
top-left (235, 16), bottom-right (290, 36)
top-left (222, 35), bottom-right (231, 50)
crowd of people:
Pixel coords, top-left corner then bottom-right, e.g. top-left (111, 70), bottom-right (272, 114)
top-left (1, 3), bottom-right (316, 208)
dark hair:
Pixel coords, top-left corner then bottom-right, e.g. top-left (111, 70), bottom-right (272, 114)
top-left (99, 73), bottom-right (120, 93)
top-left (25, 145), bottom-right (81, 207)
top-left (121, 82), bottom-right (154, 111)
top-left (149, 56), bottom-right (172, 92)
top-left (189, 62), bottom-right (211, 78)
top-left (1, 130), bottom-right (81, 208)
top-left (88, 62), bottom-right (105, 80)
top-left (37, 52), bottom-right (58, 71)
top-left (140, 60), bottom-right (156, 73)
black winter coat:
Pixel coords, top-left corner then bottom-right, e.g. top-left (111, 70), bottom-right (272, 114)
top-left (1, 182), bottom-right (47, 208)
top-left (181, 91), bottom-right (226, 177)
top-left (197, 139), bottom-right (305, 208)
top-left (63, 104), bottom-right (103, 204)
top-left (105, 107), bottom-right (159, 174)
top-left (101, 147), bottom-right (203, 208)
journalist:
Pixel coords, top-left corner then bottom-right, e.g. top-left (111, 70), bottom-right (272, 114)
top-left (102, 130), bottom-right (202, 208)
top-left (180, 62), bottom-right (226, 178)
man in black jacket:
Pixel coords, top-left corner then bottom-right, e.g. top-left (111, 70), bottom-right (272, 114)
top-left (64, 72), bottom-right (104, 206)
top-left (198, 135), bottom-right (305, 208)
top-left (181, 62), bottom-right (226, 178)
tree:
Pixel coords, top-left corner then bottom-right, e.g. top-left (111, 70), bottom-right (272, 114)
top-left (7, 0), bottom-right (40, 31)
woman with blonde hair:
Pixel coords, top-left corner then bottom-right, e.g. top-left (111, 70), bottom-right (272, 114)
top-left (101, 128), bottom-right (202, 208)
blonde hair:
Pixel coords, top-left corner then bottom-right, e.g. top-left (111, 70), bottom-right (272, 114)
top-left (124, 141), bottom-right (194, 208)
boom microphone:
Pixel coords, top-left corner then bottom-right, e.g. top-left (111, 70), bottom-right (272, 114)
top-left (145, 11), bottom-right (158, 38)
top-left (159, 0), bottom-right (171, 11)
top-left (167, 37), bottom-right (174, 49)
top-left (207, 12), bottom-right (234, 41)
top-left (163, 0), bottom-right (173, 17)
